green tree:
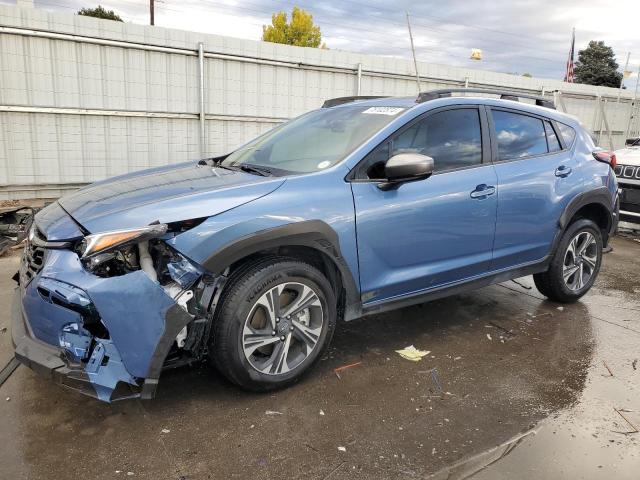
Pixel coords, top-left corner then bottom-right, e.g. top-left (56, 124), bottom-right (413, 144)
top-left (522, 72), bottom-right (532, 78)
top-left (574, 41), bottom-right (623, 88)
top-left (77, 5), bottom-right (123, 22)
top-left (262, 7), bottom-right (323, 48)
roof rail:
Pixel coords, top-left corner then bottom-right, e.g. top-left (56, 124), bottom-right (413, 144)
top-left (416, 88), bottom-right (555, 109)
top-left (322, 96), bottom-right (389, 108)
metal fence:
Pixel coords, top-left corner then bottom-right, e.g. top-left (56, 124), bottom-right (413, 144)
top-left (0, 4), bottom-right (637, 199)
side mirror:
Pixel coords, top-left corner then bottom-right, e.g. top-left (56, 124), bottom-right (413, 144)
top-left (378, 153), bottom-right (434, 190)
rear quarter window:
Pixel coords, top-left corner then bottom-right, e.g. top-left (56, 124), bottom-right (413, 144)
top-left (557, 123), bottom-right (577, 147)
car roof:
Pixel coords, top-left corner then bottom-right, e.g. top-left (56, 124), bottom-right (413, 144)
top-left (328, 94), bottom-right (580, 127)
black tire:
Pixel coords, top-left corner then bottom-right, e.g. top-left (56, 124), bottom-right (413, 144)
top-left (533, 219), bottom-right (603, 303)
top-left (210, 257), bottom-right (337, 391)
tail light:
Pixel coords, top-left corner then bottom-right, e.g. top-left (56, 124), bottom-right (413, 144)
top-left (593, 151), bottom-right (617, 168)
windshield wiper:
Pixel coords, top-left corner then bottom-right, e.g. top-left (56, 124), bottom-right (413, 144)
top-left (238, 164), bottom-right (273, 176)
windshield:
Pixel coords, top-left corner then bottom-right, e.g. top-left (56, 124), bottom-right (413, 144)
top-left (221, 105), bottom-right (406, 174)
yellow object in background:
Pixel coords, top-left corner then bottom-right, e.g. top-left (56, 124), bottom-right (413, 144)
top-left (470, 48), bottom-right (483, 61)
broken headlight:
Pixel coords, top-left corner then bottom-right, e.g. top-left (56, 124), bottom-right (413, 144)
top-left (80, 224), bottom-right (168, 258)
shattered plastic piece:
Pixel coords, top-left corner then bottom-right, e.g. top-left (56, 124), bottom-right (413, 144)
top-left (486, 334), bottom-right (492, 341)
top-left (167, 257), bottom-right (201, 288)
top-left (395, 345), bottom-right (430, 362)
top-left (161, 428), bottom-right (170, 434)
top-left (5, 397), bottom-right (10, 402)
top-left (319, 410), bottom-right (325, 416)
top-left (265, 410), bottom-right (283, 415)
top-left (338, 446), bottom-right (346, 452)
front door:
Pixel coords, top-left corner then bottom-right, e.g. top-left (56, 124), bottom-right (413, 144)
top-left (350, 106), bottom-right (498, 305)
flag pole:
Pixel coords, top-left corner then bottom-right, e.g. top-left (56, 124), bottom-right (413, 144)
top-left (563, 27), bottom-right (575, 83)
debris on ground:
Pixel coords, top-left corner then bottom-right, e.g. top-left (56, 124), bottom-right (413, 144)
top-left (395, 345), bottom-right (430, 362)
top-left (337, 446), bottom-right (346, 452)
top-left (557, 306), bottom-right (564, 311)
top-left (510, 279), bottom-right (532, 290)
top-left (265, 410), bottom-right (283, 415)
top-left (319, 410), bottom-right (325, 416)
top-left (486, 334), bottom-right (492, 341)
top-left (0, 327), bottom-right (6, 334)
top-left (614, 408), bottom-right (639, 434)
top-left (5, 397), bottom-right (10, 402)
top-left (527, 312), bottom-right (552, 319)
top-left (0, 205), bottom-right (36, 256)
top-left (633, 359), bottom-right (638, 371)
top-left (161, 428), bottom-right (170, 434)
top-left (333, 361), bottom-right (362, 379)
top-left (603, 361), bottom-right (614, 377)
top-left (431, 368), bottom-right (444, 394)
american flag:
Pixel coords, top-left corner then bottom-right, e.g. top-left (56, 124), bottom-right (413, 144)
top-left (564, 28), bottom-right (575, 83)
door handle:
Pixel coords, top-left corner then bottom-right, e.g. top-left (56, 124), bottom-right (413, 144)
top-left (470, 184), bottom-right (496, 199)
top-left (555, 165), bottom-right (572, 177)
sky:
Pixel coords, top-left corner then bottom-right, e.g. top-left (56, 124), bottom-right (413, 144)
top-left (3, 0), bottom-right (640, 87)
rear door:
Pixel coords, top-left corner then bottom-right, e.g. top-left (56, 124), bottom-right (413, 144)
top-left (350, 106), bottom-right (498, 304)
top-left (488, 108), bottom-right (584, 270)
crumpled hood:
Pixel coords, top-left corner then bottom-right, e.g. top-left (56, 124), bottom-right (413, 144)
top-left (57, 161), bottom-right (285, 233)
top-left (614, 147), bottom-right (640, 166)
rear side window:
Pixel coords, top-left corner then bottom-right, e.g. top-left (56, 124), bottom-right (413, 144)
top-left (492, 110), bottom-right (547, 160)
top-left (544, 121), bottom-right (562, 152)
top-left (557, 123), bottom-right (576, 147)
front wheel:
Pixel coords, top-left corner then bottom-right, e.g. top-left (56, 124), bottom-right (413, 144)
top-left (210, 257), bottom-right (336, 391)
top-left (533, 219), bottom-right (603, 303)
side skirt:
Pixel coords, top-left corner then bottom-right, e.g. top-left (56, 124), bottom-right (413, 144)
top-left (360, 259), bottom-right (550, 317)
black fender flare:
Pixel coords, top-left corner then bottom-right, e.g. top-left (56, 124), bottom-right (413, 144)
top-left (202, 220), bottom-right (362, 321)
top-left (555, 186), bottom-right (615, 250)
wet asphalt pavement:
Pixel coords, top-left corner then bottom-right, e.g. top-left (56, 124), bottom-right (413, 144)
top-left (0, 233), bottom-right (638, 480)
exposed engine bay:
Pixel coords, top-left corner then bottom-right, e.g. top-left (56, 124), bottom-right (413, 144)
top-left (67, 221), bottom-right (226, 375)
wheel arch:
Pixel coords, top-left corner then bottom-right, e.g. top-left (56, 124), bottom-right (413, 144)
top-left (558, 187), bottom-right (614, 247)
top-left (201, 220), bottom-right (362, 321)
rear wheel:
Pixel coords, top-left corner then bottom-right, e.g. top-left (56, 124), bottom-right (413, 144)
top-left (210, 257), bottom-right (336, 391)
top-left (534, 219), bottom-right (603, 302)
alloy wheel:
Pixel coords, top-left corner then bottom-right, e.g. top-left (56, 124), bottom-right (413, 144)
top-left (242, 282), bottom-right (324, 375)
top-left (562, 231), bottom-right (598, 291)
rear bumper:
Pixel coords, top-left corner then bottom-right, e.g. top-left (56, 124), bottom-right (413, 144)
top-left (12, 289), bottom-right (143, 400)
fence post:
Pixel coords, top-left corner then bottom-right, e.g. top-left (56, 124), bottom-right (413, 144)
top-left (198, 42), bottom-right (206, 158)
top-left (598, 99), bottom-right (615, 150)
top-left (356, 63), bottom-right (362, 95)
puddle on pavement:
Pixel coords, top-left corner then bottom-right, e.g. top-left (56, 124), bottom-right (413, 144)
top-left (0, 236), bottom-right (638, 479)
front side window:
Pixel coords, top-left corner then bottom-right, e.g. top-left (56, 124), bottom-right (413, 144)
top-left (358, 108), bottom-right (483, 179)
top-left (492, 110), bottom-right (548, 160)
top-left (221, 105), bottom-right (405, 175)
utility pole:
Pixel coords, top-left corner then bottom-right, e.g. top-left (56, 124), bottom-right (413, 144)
top-left (150, 0), bottom-right (154, 26)
top-left (617, 52), bottom-right (630, 103)
top-left (405, 12), bottom-right (421, 93)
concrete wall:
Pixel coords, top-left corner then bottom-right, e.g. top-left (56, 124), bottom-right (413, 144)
top-left (0, 4), bottom-right (637, 199)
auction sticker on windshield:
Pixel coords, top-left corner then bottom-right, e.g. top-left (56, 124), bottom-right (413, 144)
top-left (362, 107), bottom-right (405, 115)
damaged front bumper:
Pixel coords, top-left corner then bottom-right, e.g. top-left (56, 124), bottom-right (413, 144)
top-left (12, 247), bottom-right (194, 402)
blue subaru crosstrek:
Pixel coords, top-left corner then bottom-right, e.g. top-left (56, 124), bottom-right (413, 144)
top-left (12, 89), bottom-right (619, 402)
